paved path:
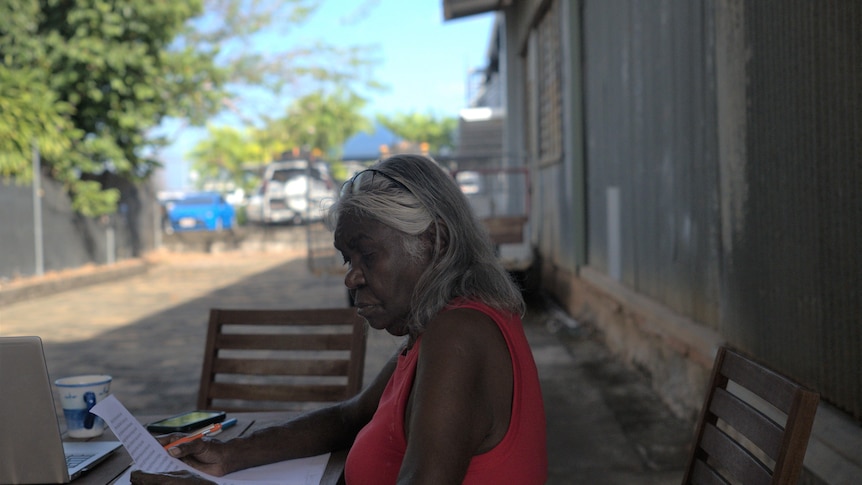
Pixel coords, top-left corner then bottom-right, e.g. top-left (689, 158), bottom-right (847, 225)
top-left (0, 250), bottom-right (691, 484)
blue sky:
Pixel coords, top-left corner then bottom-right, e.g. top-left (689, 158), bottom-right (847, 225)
top-left (157, 1), bottom-right (495, 190)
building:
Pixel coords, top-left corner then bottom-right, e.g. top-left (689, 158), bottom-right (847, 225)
top-left (444, 1), bottom-right (862, 483)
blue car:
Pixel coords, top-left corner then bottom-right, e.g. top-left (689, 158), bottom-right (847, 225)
top-left (166, 192), bottom-right (236, 232)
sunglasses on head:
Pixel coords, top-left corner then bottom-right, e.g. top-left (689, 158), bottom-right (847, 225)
top-left (339, 168), bottom-right (438, 221)
top-left (340, 168), bottom-right (413, 198)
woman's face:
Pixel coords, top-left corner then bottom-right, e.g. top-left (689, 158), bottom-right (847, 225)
top-left (334, 215), bottom-right (431, 336)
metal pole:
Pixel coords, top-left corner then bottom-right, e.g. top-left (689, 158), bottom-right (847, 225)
top-left (305, 160), bottom-right (313, 272)
top-left (606, 186), bottom-right (622, 281)
top-left (106, 224), bottom-right (115, 264)
top-left (31, 140), bottom-right (44, 276)
top-left (154, 200), bottom-right (162, 249)
top-left (101, 214), bottom-right (116, 265)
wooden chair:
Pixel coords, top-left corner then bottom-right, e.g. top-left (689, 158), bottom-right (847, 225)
top-left (197, 308), bottom-right (367, 412)
top-left (682, 346), bottom-right (820, 485)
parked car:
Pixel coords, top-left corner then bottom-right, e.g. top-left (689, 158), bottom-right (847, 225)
top-left (158, 196), bottom-right (183, 234)
top-left (455, 170), bottom-right (483, 195)
top-left (246, 160), bottom-right (336, 225)
top-left (166, 192), bottom-right (236, 232)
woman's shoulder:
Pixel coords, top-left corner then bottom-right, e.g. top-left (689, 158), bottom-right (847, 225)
top-left (444, 297), bottom-right (519, 322)
top-left (420, 305), bottom-right (508, 362)
top-left (430, 303), bottom-right (498, 333)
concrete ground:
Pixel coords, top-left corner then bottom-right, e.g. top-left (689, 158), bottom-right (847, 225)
top-left (0, 248), bottom-right (693, 484)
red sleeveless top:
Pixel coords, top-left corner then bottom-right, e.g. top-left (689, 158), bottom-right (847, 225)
top-left (344, 300), bottom-right (547, 484)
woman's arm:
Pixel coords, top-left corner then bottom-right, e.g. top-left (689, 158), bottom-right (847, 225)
top-left (134, 348), bottom-right (401, 482)
top-left (222, 349), bottom-right (399, 473)
top-left (396, 308), bottom-right (514, 485)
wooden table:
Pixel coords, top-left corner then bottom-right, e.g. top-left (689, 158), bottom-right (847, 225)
top-left (68, 413), bottom-right (346, 485)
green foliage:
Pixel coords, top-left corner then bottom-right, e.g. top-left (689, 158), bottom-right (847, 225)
top-left (42, 0), bottom-right (223, 178)
top-left (188, 125), bottom-right (263, 192)
top-left (376, 112), bottom-right (458, 155)
top-left (0, 0), bottom-right (70, 179)
top-left (274, 89), bottom-right (372, 160)
top-left (190, 89), bottom-right (372, 190)
top-left (1, 0), bottom-right (384, 216)
top-left (0, 65), bottom-right (78, 180)
top-left (0, 0), bottom-right (220, 216)
top-left (70, 180), bottom-right (121, 217)
top-left (328, 160), bottom-right (360, 183)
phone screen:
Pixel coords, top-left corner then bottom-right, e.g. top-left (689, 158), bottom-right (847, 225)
top-left (147, 410), bottom-right (225, 432)
top-left (156, 411), bottom-right (221, 427)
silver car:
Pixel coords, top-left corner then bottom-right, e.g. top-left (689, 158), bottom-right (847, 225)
top-left (246, 161), bottom-right (336, 225)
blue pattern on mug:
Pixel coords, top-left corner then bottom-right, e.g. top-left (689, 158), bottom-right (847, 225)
top-left (55, 374), bottom-right (112, 437)
top-left (63, 406), bottom-right (105, 432)
top-left (83, 391), bottom-right (97, 428)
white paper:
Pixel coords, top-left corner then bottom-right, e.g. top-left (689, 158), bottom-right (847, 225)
top-left (92, 395), bottom-right (329, 485)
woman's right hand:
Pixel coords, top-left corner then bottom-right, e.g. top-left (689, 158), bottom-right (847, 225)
top-left (153, 434), bottom-right (234, 477)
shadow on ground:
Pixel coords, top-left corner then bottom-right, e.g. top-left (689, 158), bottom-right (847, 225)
top-left (40, 257), bottom-right (398, 416)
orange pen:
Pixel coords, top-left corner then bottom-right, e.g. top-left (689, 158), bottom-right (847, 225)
top-left (163, 418), bottom-right (237, 450)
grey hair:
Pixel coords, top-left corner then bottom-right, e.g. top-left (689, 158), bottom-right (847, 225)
top-left (326, 154), bottom-right (524, 338)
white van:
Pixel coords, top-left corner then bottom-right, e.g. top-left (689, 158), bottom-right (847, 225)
top-left (246, 160), bottom-right (336, 225)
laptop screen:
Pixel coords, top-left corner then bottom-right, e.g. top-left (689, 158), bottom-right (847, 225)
top-left (0, 336), bottom-right (120, 483)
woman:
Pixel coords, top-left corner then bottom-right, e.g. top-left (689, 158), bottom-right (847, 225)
top-left (132, 154), bottom-right (547, 484)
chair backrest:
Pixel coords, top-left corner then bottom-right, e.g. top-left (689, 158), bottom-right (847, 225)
top-left (682, 346), bottom-right (819, 485)
top-left (197, 308), bottom-right (367, 412)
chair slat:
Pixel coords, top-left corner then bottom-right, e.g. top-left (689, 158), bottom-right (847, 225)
top-left (198, 308), bottom-right (367, 411)
top-left (209, 382), bottom-right (350, 403)
top-left (213, 358), bottom-right (350, 376)
top-left (709, 387), bottom-right (784, 460)
top-left (699, 423), bottom-right (772, 485)
top-left (690, 459), bottom-right (731, 485)
top-left (719, 350), bottom-right (796, 414)
top-left (682, 347), bottom-right (819, 485)
top-left (216, 333), bottom-right (354, 351)
top-left (212, 308), bottom-right (360, 326)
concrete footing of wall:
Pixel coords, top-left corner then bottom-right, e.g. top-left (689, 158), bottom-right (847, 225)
top-left (545, 263), bottom-right (862, 485)
top-left (562, 266), bottom-right (720, 421)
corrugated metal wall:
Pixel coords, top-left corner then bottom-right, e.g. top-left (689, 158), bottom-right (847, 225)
top-left (581, 0), bottom-right (861, 420)
top-left (582, 0), bottom-right (722, 327)
top-left (720, 0), bottom-right (862, 420)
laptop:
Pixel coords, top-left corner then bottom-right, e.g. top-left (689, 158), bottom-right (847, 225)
top-left (0, 336), bottom-right (122, 484)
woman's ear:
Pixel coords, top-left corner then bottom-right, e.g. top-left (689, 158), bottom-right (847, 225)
top-left (423, 218), bottom-right (450, 256)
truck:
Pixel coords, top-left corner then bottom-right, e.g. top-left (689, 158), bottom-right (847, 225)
top-left (246, 160), bottom-right (337, 225)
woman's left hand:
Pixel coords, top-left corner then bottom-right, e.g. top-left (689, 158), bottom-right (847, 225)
top-left (130, 469), bottom-right (216, 484)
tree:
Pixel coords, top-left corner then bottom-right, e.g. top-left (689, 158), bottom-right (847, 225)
top-left (0, 0), bottom-right (381, 216)
top-left (273, 89), bottom-right (372, 161)
top-left (375, 112), bottom-right (458, 155)
top-left (187, 125), bottom-right (262, 192)
top-left (0, 1), bottom-right (69, 179)
top-left (190, 89), bottom-right (372, 188)
top-left (1, 0), bottom-right (222, 216)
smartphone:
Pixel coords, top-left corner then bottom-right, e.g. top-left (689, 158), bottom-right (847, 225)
top-left (146, 410), bottom-right (226, 433)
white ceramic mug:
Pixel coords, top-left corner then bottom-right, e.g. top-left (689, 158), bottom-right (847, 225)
top-left (54, 375), bottom-right (112, 438)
